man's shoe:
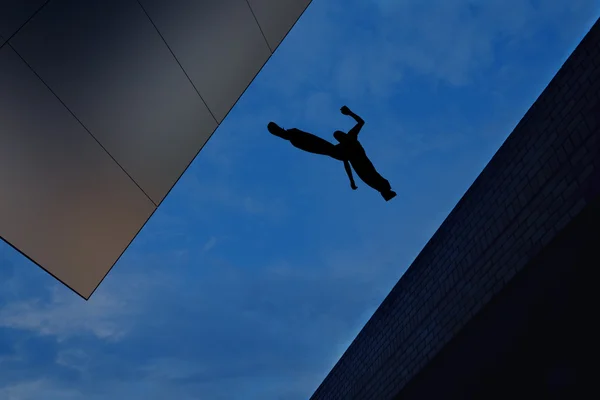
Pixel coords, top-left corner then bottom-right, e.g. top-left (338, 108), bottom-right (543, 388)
top-left (267, 122), bottom-right (289, 139)
top-left (382, 190), bottom-right (396, 201)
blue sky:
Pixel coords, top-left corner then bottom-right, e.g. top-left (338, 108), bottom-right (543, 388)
top-left (0, 0), bottom-right (598, 399)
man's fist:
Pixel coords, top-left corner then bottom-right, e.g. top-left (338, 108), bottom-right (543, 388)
top-left (340, 105), bottom-right (351, 115)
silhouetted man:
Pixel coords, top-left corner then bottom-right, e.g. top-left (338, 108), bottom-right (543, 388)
top-left (267, 106), bottom-right (396, 201)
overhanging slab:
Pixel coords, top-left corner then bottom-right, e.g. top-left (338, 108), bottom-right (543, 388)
top-left (0, 45), bottom-right (155, 299)
top-left (0, 0), bottom-right (313, 299)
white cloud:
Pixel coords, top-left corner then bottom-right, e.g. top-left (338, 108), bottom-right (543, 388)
top-left (265, 0), bottom-right (598, 102)
top-left (0, 380), bottom-right (82, 400)
top-left (0, 289), bottom-right (129, 341)
top-left (202, 236), bottom-right (218, 253)
top-left (0, 271), bottom-right (168, 342)
top-left (136, 358), bottom-right (210, 381)
top-left (182, 174), bottom-right (289, 222)
top-left (0, 238), bottom-right (408, 398)
top-left (55, 348), bottom-right (92, 373)
top-left (371, 0), bottom-right (598, 85)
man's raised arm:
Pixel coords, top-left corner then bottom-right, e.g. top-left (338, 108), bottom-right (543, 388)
top-left (340, 105), bottom-right (364, 137)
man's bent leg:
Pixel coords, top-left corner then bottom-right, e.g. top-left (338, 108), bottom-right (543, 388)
top-left (374, 175), bottom-right (396, 201)
top-left (352, 160), bottom-right (391, 192)
top-left (374, 176), bottom-right (392, 193)
top-left (352, 161), bottom-right (396, 201)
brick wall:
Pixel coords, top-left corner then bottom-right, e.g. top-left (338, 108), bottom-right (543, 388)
top-left (310, 17), bottom-right (600, 400)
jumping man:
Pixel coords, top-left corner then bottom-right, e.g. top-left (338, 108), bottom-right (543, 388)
top-left (267, 106), bottom-right (396, 201)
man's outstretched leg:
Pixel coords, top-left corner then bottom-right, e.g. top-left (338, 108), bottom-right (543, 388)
top-left (373, 175), bottom-right (396, 201)
top-left (268, 122), bottom-right (339, 158)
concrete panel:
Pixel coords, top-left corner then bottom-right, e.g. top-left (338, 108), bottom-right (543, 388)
top-left (10, 0), bottom-right (217, 205)
top-left (139, 0), bottom-right (271, 122)
top-left (0, 45), bottom-right (155, 299)
top-left (247, 0), bottom-right (312, 51)
top-left (2, 0), bottom-right (314, 298)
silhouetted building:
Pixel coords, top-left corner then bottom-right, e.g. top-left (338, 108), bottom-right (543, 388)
top-left (311, 17), bottom-right (600, 400)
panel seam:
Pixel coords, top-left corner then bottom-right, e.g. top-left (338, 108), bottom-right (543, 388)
top-left (244, 0), bottom-right (274, 53)
top-left (0, 0), bottom-right (52, 52)
top-left (8, 43), bottom-right (158, 207)
top-left (135, 0), bottom-right (219, 124)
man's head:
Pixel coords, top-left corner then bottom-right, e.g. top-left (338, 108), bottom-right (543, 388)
top-left (333, 130), bottom-right (348, 143)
